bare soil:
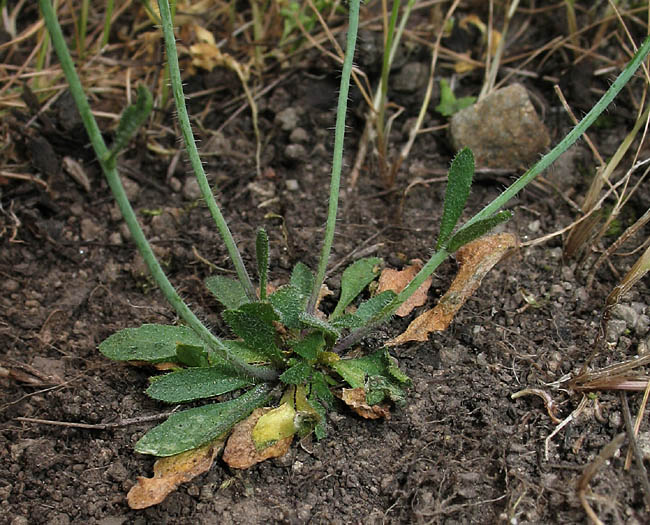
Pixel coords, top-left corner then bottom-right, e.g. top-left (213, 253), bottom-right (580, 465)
top-left (1, 3), bottom-right (650, 524)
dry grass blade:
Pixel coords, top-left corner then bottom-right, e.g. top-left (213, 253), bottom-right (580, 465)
top-left (568, 354), bottom-right (650, 392)
top-left (619, 392), bottom-right (650, 511)
top-left (576, 432), bottom-right (625, 525)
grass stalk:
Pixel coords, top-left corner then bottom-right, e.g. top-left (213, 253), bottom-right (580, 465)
top-left (39, 0), bottom-right (277, 382)
top-left (307, 0), bottom-right (361, 313)
top-left (156, 0), bottom-right (257, 301)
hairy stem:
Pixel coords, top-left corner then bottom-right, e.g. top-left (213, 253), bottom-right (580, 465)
top-left (308, 0), bottom-right (361, 313)
top-left (157, 0), bottom-right (257, 301)
top-left (39, 0), bottom-right (277, 382)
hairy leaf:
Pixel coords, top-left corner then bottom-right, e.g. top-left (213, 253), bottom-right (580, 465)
top-left (332, 291), bottom-right (397, 329)
top-left (269, 284), bottom-right (306, 329)
top-left (221, 339), bottom-right (270, 365)
top-left (291, 331), bottom-right (325, 362)
top-left (446, 210), bottom-right (513, 253)
top-left (146, 367), bottom-right (253, 403)
top-left (222, 303), bottom-right (283, 362)
top-left (205, 275), bottom-right (249, 310)
top-left (290, 262), bottom-right (314, 297)
top-left (310, 371), bottom-right (335, 409)
top-left (331, 257), bottom-right (382, 318)
top-left (437, 147), bottom-right (475, 250)
top-left (256, 228), bottom-right (269, 300)
top-left (175, 343), bottom-right (210, 368)
top-left (107, 84), bottom-right (153, 163)
top-left (99, 324), bottom-right (203, 363)
top-left (307, 394), bottom-right (327, 440)
top-left (279, 361), bottom-right (313, 385)
top-left (135, 384), bottom-right (272, 456)
top-left (332, 349), bottom-right (410, 405)
top-left (298, 312), bottom-right (340, 345)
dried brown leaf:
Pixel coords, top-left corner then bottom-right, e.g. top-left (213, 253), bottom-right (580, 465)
top-left (388, 233), bottom-right (516, 345)
top-left (377, 259), bottom-right (432, 317)
top-left (222, 408), bottom-right (293, 469)
top-left (340, 388), bottom-right (391, 420)
top-left (127, 437), bottom-right (224, 509)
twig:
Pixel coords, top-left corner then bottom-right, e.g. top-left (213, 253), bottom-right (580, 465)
top-left (576, 432), bottom-right (625, 525)
top-left (619, 392), bottom-right (650, 510)
top-left (15, 412), bottom-right (175, 430)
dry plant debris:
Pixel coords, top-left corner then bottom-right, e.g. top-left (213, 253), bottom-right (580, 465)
top-left (340, 388), bottom-right (391, 420)
top-left (127, 436), bottom-right (225, 510)
top-left (222, 408), bottom-right (293, 469)
top-left (377, 259), bottom-right (432, 317)
top-left (388, 233), bottom-right (517, 345)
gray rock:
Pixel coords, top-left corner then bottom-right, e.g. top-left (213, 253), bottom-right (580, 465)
top-left (611, 304), bottom-right (638, 329)
top-left (182, 176), bottom-right (201, 200)
top-left (606, 319), bottom-right (628, 343)
top-left (284, 143), bottom-right (307, 161)
top-left (636, 314), bottom-right (649, 336)
top-left (289, 127), bottom-right (309, 143)
top-left (391, 62), bottom-right (428, 93)
top-left (275, 107), bottom-right (300, 131)
top-left (450, 83), bottom-right (550, 169)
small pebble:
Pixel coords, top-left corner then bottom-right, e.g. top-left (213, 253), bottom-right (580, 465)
top-left (289, 127), bottom-right (308, 143)
top-left (611, 304), bottom-right (638, 330)
top-left (275, 107), bottom-right (300, 131)
top-left (527, 220), bottom-right (541, 233)
top-left (284, 143), bottom-right (307, 161)
top-left (182, 177), bottom-right (202, 200)
top-left (606, 319), bottom-right (627, 343)
top-left (285, 179), bottom-right (299, 191)
top-left (168, 176), bottom-right (182, 192)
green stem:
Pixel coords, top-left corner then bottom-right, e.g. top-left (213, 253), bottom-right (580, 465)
top-left (157, 0), bottom-right (257, 301)
top-left (339, 34), bottom-right (650, 350)
top-left (308, 0), bottom-right (361, 313)
top-left (100, 0), bottom-right (114, 49)
top-left (39, 0), bottom-right (277, 382)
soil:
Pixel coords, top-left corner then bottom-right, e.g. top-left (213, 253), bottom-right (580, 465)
top-left (1, 3), bottom-right (650, 524)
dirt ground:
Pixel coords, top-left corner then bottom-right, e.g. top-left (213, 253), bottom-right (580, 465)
top-left (1, 2), bottom-right (650, 524)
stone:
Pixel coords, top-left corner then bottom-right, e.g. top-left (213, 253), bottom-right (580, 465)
top-left (611, 304), bottom-right (638, 330)
top-left (450, 83), bottom-right (550, 169)
top-left (275, 107), bottom-right (300, 131)
top-left (289, 127), bottom-right (308, 143)
top-left (284, 143), bottom-right (307, 161)
top-left (391, 62), bottom-right (428, 93)
top-left (182, 176), bottom-right (201, 200)
top-left (80, 218), bottom-right (101, 241)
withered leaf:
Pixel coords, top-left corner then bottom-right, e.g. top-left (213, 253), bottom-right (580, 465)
top-left (222, 408), bottom-right (293, 469)
top-left (340, 388), bottom-right (391, 420)
top-left (127, 436), bottom-right (224, 509)
top-left (388, 233), bottom-right (516, 345)
top-left (377, 259), bottom-right (431, 317)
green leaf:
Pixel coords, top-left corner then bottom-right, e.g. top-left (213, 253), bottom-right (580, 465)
top-left (134, 384), bottom-right (273, 456)
top-left (446, 210), bottom-right (513, 253)
top-left (437, 147), bottom-right (475, 250)
top-left (269, 285), bottom-right (306, 329)
top-left (252, 402), bottom-right (296, 450)
top-left (310, 371), bottom-right (335, 409)
top-left (99, 324), bottom-right (204, 363)
top-left (221, 339), bottom-right (270, 365)
top-left (332, 290), bottom-right (397, 329)
top-left (291, 331), bottom-right (325, 362)
top-left (298, 312), bottom-right (340, 345)
top-left (332, 349), bottom-right (410, 406)
top-left (307, 394), bottom-right (327, 440)
top-left (256, 228), bottom-right (269, 301)
top-left (435, 78), bottom-right (476, 117)
top-left (279, 361), bottom-right (313, 385)
top-left (331, 257), bottom-right (382, 318)
top-left (175, 343), bottom-right (210, 368)
top-left (290, 262), bottom-right (314, 297)
top-left (146, 367), bottom-right (252, 403)
top-left (106, 84), bottom-right (153, 164)
top-left (222, 303), bottom-right (283, 362)
top-left (205, 275), bottom-right (249, 310)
